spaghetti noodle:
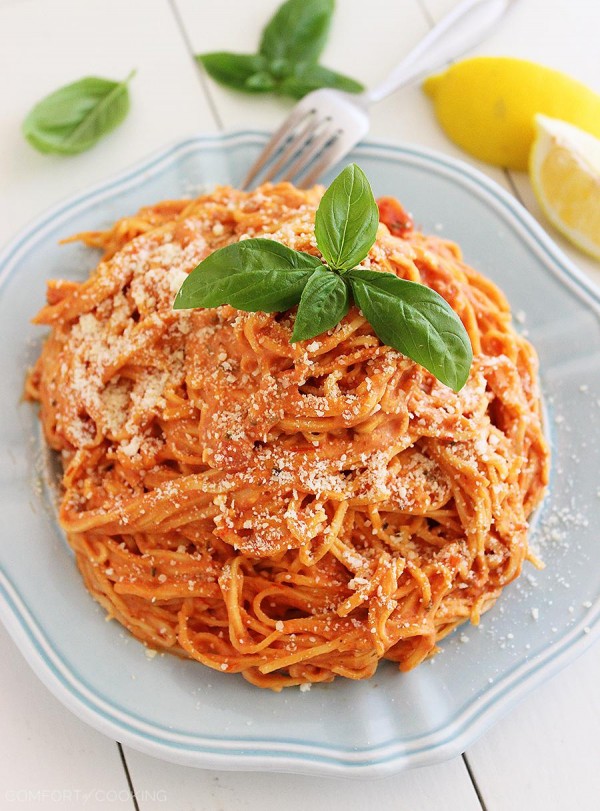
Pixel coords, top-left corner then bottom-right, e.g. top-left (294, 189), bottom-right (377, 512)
top-left (27, 182), bottom-right (549, 689)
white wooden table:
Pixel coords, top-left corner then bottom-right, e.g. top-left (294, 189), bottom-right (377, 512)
top-left (1, 1), bottom-right (599, 808)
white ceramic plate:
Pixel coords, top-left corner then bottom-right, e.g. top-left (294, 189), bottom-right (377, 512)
top-left (0, 132), bottom-right (599, 777)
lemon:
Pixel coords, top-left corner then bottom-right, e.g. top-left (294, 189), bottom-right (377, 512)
top-left (530, 115), bottom-right (600, 260)
top-left (423, 57), bottom-right (600, 170)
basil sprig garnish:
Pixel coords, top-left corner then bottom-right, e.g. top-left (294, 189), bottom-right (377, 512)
top-left (174, 164), bottom-right (473, 391)
top-left (196, 0), bottom-right (363, 100)
top-left (23, 71), bottom-right (135, 156)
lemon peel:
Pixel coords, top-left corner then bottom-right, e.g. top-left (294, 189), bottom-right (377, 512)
top-left (423, 57), bottom-right (600, 170)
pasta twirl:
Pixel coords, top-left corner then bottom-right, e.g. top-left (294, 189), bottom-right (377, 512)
top-left (26, 183), bottom-right (549, 690)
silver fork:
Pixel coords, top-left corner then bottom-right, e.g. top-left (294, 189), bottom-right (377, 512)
top-left (242, 0), bottom-right (516, 189)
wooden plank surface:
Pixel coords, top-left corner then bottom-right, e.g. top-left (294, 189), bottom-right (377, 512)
top-left (0, 623), bottom-right (133, 809)
top-left (0, 0), bottom-right (216, 246)
top-left (121, 750), bottom-right (482, 811)
top-left (467, 642), bottom-right (600, 811)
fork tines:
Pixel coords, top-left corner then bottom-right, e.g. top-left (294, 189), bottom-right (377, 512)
top-left (242, 104), bottom-right (341, 190)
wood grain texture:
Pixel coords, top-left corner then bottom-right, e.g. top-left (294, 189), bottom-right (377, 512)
top-left (121, 747), bottom-right (482, 811)
top-left (0, 0), bottom-right (216, 247)
top-left (0, 624), bottom-right (132, 810)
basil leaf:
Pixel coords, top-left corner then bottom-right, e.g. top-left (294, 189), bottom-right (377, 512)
top-left (260, 0), bottom-right (334, 65)
top-left (278, 63), bottom-right (364, 99)
top-left (314, 164), bottom-right (379, 271)
top-left (194, 2), bottom-right (363, 102)
top-left (22, 71), bottom-right (135, 155)
top-left (174, 238), bottom-right (321, 312)
top-left (245, 71), bottom-right (277, 92)
top-left (291, 267), bottom-right (350, 342)
top-left (348, 269), bottom-right (473, 391)
top-left (197, 53), bottom-right (271, 92)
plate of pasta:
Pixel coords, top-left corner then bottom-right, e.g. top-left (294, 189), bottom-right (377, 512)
top-left (0, 132), bottom-right (599, 776)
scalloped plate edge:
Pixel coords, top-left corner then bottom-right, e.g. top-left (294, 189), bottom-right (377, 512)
top-left (0, 132), bottom-right (599, 777)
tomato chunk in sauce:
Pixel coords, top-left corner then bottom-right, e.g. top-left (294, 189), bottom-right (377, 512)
top-left (377, 197), bottom-right (414, 237)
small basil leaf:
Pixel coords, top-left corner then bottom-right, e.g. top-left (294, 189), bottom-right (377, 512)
top-left (22, 71), bottom-right (135, 155)
top-left (348, 269), bottom-right (473, 391)
top-left (291, 267), bottom-right (350, 342)
top-left (174, 238), bottom-right (321, 312)
top-left (314, 164), bottom-right (379, 271)
top-left (260, 0), bottom-right (334, 65)
top-left (197, 53), bottom-right (269, 92)
top-left (278, 63), bottom-right (364, 99)
top-left (245, 71), bottom-right (277, 92)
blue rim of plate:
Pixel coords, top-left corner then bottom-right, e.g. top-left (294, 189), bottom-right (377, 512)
top-left (0, 131), bottom-right (599, 776)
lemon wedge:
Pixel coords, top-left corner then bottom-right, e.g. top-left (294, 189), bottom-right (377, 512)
top-left (423, 57), bottom-right (600, 170)
top-left (530, 115), bottom-right (600, 260)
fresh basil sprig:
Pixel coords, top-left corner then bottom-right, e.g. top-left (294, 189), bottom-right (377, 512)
top-left (174, 164), bottom-right (473, 391)
top-left (196, 0), bottom-right (363, 100)
top-left (23, 71), bottom-right (135, 156)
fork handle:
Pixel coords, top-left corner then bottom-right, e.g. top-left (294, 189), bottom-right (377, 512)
top-left (364, 0), bottom-right (516, 104)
